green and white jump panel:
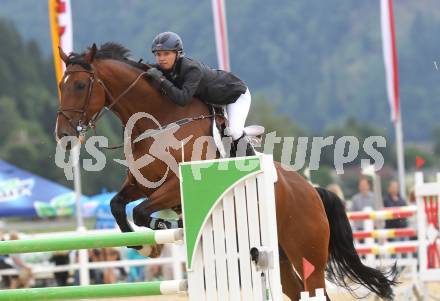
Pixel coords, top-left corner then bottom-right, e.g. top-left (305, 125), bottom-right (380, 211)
top-left (180, 154), bottom-right (282, 301)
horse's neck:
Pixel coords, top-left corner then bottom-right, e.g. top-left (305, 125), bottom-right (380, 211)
top-left (96, 60), bottom-right (209, 133)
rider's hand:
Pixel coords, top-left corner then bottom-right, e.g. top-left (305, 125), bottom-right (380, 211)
top-left (146, 67), bottom-right (164, 82)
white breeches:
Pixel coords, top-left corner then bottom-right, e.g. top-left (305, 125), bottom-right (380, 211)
top-left (226, 88), bottom-right (251, 140)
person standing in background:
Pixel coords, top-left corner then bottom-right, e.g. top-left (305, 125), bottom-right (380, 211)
top-left (351, 177), bottom-right (376, 230)
top-left (383, 180), bottom-right (408, 259)
top-left (383, 180), bottom-right (408, 229)
top-left (351, 177), bottom-right (375, 211)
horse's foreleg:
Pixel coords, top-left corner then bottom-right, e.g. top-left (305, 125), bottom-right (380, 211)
top-left (128, 177), bottom-right (181, 258)
top-left (110, 180), bottom-right (145, 234)
top-left (132, 176), bottom-right (181, 229)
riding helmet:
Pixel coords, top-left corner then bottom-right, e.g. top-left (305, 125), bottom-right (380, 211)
top-left (151, 32), bottom-right (183, 54)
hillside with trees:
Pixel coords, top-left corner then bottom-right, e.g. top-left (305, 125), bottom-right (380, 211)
top-left (0, 1), bottom-right (439, 194)
top-left (1, 0), bottom-right (439, 141)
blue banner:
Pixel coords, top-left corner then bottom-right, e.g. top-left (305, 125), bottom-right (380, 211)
top-left (0, 160), bottom-right (86, 218)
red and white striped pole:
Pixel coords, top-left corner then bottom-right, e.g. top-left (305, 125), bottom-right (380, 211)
top-left (381, 0), bottom-right (406, 197)
top-left (356, 243), bottom-right (418, 255)
top-left (211, 0), bottom-right (231, 71)
top-left (347, 205), bottom-right (417, 221)
top-left (353, 228), bottom-right (416, 239)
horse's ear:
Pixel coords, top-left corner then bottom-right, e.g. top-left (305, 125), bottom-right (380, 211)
top-left (58, 46), bottom-right (69, 63)
top-left (84, 43), bottom-right (97, 63)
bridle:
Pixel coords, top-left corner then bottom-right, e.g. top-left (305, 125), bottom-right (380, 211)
top-left (57, 67), bottom-right (148, 136)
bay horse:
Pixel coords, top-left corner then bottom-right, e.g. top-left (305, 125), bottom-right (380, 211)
top-left (55, 43), bottom-right (396, 300)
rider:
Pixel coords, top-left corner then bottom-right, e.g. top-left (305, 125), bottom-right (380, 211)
top-left (145, 31), bottom-right (255, 156)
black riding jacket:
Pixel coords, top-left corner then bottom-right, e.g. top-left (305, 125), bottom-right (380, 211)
top-left (156, 57), bottom-right (247, 106)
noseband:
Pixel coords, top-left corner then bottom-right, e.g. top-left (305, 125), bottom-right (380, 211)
top-left (57, 68), bottom-right (148, 135)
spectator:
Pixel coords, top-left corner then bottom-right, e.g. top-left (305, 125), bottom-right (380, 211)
top-left (9, 232), bottom-right (33, 288)
top-left (0, 231), bottom-right (15, 288)
top-left (102, 248), bottom-right (121, 284)
top-left (127, 248), bottom-right (145, 282)
top-left (383, 180), bottom-right (408, 229)
top-left (351, 177), bottom-right (375, 211)
top-left (49, 251), bottom-right (70, 286)
top-left (351, 177), bottom-right (375, 230)
top-left (88, 249), bottom-right (104, 284)
top-left (146, 264), bottom-right (163, 281)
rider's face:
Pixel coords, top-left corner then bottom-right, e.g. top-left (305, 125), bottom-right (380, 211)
top-left (155, 51), bottom-right (177, 71)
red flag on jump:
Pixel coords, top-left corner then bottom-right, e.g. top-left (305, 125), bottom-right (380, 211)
top-left (302, 257), bottom-right (315, 291)
top-left (416, 156), bottom-right (425, 170)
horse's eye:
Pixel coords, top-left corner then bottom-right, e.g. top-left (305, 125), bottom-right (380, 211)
top-left (74, 81), bottom-right (86, 90)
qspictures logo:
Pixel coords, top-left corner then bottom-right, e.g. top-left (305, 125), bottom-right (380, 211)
top-left (55, 113), bottom-right (386, 188)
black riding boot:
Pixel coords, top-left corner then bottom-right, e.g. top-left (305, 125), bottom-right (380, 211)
top-left (231, 134), bottom-right (256, 157)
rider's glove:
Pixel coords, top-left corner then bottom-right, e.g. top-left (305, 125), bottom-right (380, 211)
top-left (146, 67), bottom-right (164, 82)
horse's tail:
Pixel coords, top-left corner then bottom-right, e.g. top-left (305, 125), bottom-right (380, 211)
top-left (315, 187), bottom-right (398, 300)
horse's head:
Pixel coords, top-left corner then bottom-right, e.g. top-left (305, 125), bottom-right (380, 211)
top-left (55, 44), bottom-right (106, 149)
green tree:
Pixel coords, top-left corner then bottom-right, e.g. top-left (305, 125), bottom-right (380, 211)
top-left (247, 93), bottom-right (306, 163)
top-left (310, 166), bottom-right (333, 188)
top-left (0, 96), bottom-right (23, 142)
top-left (321, 117), bottom-right (393, 168)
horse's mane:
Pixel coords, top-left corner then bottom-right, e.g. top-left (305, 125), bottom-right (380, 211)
top-left (67, 42), bottom-right (149, 71)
